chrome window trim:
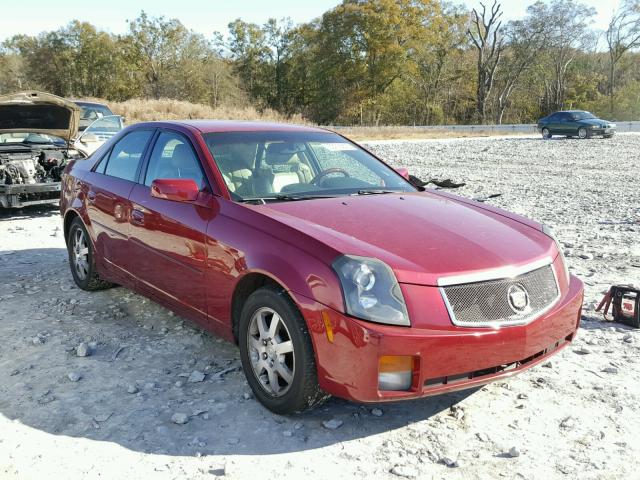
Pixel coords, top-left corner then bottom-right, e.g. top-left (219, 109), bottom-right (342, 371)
top-left (437, 256), bottom-right (554, 287)
top-left (439, 260), bottom-right (562, 329)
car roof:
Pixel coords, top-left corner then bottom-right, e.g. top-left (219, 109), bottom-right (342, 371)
top-left (131, 120), bottom-right (331, 134)
top-left (555, 110), bottom-right (588, 113)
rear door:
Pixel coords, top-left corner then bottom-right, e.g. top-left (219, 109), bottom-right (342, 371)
top-left (83, 129), bottom-right (154, 283)
top-left (128, 129), bottom-right (212, 321)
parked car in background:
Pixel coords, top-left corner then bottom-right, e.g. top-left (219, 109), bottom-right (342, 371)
top-left (73, 115), bottom-right (124, 157)
top-left (60, 120), bottom-right (584, 414)
top-left (537, 110), bottom-right (616, 139)
top-left (73, 100), bottom-right (115, 131)
top-left (0, 91), bottom-right (84, 208)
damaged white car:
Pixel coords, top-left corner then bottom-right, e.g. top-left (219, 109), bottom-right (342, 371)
top-left (0, 91), bottom-right (122, 208)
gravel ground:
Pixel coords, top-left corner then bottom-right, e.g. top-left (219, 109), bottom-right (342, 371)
top-left (1, 134), bottom-right (639, 479)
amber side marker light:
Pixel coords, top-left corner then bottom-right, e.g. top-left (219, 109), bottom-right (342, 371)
top-left (321, 311), bottom-right (334, 343)
top-left (378, 355), bottom-right (414, 391)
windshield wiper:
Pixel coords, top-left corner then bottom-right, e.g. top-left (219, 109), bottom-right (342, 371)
top-left (353, 189), bottom-right (396, 195)
top-left (239, 194), bottom-right (338, 204)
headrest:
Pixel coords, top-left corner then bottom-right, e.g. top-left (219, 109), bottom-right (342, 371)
top-left (170, 143), bottom-right (191, 165)
top-left (264, 142), bottom-right (304, 165)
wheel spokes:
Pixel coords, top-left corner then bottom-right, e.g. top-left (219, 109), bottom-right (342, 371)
top-left (247, 307), bottom-right (295, 397)
top-left (275, 340), bottom-right (293, 355)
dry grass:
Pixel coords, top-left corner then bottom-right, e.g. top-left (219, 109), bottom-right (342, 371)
top-left (87, 97), bottom-right (306, 125)
top-left (84, 97), bottom-right (535, 140)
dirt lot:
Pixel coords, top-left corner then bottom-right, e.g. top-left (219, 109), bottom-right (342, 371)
top-left (1, 134), bottom-right (639, 479)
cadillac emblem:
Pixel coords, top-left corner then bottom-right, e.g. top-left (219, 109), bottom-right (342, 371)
top-left (507, 284), bottom-right (531, 314)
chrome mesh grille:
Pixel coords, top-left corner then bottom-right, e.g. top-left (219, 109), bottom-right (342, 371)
top-left (442, 265), bottom-right (559, 327)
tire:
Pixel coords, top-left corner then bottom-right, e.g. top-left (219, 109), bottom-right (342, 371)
top-left (238, 286), bottom-right (327, 414)
top-left (542, 128), bottom-right (552, 139)
top-left (604, 134), bottom-right (614, 139)
top-left (66, 217), bottom-right (113, 291)
top-left (578, 127), bottom-right (588, 139)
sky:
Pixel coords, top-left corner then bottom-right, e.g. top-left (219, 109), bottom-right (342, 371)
top-left (0, 0), bottom-right (622, 41)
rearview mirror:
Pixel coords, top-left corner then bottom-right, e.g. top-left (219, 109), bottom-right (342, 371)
top-left (395, 167), bottom-right (410, 180)
top-left (150, 179), bottom-right (200, 202)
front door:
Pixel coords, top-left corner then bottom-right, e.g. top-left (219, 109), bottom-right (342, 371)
top-left (128, 129), bottom-right (212, 322)
top-left (84, 129), bottom-right (154, 283)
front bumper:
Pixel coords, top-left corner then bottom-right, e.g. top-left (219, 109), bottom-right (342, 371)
top-left (587, 128), bottom-right (615, 137)
top-left (295, 271), bottom-right (583, 403)
top-left (0, 182), bottom-right (61, 208)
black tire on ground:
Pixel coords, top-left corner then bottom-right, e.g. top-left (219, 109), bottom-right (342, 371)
top-left (66, 216), bottom-right (114, 291)
top-left (238, 285), bottom-right (327, 414)
top-left (604, 134), bottom-right (614, 138)
top-left (578, 127), bottom-right (588, 139)
top-left (542, 128), bottom-right (552, 139)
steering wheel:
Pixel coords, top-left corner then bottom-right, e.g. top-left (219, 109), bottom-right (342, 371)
top-left (310, 168), bottom-right (350, 186)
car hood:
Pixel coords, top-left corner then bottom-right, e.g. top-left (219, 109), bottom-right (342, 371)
top-left (0, 91), bottom-right (80, 141)
top-left (257, 191), bottom-right (556, 286)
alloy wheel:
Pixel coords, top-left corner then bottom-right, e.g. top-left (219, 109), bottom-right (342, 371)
top-left (542, 128), bottom-right (551, 139)
top-left (578, 128), bottom-right (587, 139)
top-left (72, 228), bottom-right (89, 280)
top-left (247, 307), bottom-right (295, 397)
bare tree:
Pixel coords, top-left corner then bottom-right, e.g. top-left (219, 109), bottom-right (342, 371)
top-left (468, 1), bottom-right (505, 124)
top-left (494, 13), bottom-right (547, 124)
top-left (530, 0), bottom-right (596, 113)
top-left (606, 0), bottom-right (640, 114)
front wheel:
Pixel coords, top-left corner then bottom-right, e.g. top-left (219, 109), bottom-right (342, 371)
top-left (238, 286), bottom-right (327, 414)
top-left (578, 127), bottom-right (588, 139)
top-left (541, 128), bottom-right (552, 139)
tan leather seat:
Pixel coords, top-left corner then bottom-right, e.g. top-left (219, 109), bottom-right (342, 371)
top-left (263, 143), bottom-right (313, 192)
top-left (210, 143), bottom-right (256, 192)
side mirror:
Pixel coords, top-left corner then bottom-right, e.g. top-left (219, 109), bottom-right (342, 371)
top-left (395, 167), bottom-right (410, 180)
top-left (151, 179), bottom-right (200, 202)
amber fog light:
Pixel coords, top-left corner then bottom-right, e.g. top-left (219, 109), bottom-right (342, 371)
top-left (378, 356), bottom-right (414, 391)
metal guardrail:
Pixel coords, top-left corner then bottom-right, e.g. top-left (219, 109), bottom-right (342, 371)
top-left (330, 121), bottom-right (640, 134)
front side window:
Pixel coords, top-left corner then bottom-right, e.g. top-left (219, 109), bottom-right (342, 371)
top-left (103, 130), bottom-right (153, 181)
top-left (203, 131), bottom-right (415, 201)
top-left (144, 131), bottom-right (205, 189)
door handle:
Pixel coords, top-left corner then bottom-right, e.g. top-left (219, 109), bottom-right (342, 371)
top-left (131, 209), bottom-right (145, 226)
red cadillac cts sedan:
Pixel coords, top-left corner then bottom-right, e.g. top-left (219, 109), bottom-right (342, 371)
top-left (60, 121), bottom-right (584, 414)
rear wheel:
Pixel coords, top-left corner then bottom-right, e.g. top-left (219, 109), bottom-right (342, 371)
top-left (238, 286), bottom-right (327, 414)
top-left (542, 128), bottom-right (552, 139)
top-left (578, 127), bottom-right (588, 139)
top-left (67, 217), bottom-right (113, 291)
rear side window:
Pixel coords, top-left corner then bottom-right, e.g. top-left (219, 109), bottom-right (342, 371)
top-left (144, 131), bottom-right (205, 189)
top-left (104, 130), bottom-right (153, 181)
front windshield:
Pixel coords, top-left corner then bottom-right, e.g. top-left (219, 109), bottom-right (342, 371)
top-left (203, 131), bottom-right (416, 201)
top-left (572, 111), bottom-right (596, 120)
top-left (0, 132), bottom-right (65, 146)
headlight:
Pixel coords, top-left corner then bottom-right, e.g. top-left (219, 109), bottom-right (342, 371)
top-left (333, 255), bottom-right (410, 326)
top-left (542, 225), bottom-right (570, 284)
top-left (590, 125), bottom-right (599, 129)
